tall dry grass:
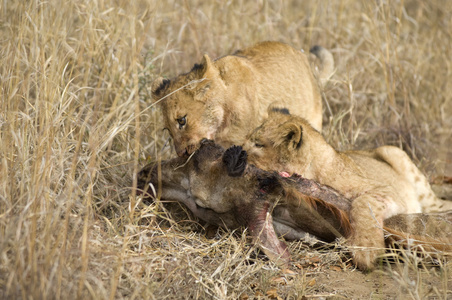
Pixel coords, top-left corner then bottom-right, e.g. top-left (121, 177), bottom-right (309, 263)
top-left (1, 0), bottom-right (451, 299)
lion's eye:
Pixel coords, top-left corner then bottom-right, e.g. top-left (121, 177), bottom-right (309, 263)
top-left (176, 116), bottom-right (187, 129)
top-left (255, 142), bottom-right (264, 148)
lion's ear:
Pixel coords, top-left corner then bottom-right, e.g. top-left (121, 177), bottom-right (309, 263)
top-left (200, 54), bottom-right (219, 79)
top-left (280, 122), bottom-right (303, 150)
top-left (267, 104), bottom-right (290, 116)
top-left (151, 77), bottom-right (170, 102)
top-left (222, 145), bottom-right (248, 177)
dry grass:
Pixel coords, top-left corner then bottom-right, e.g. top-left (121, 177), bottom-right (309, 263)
top-left (1, 0), bottom-right (451, 299)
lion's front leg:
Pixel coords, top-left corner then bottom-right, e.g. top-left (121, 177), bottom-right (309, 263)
top-left (348, 194), bottom-right (388, 271)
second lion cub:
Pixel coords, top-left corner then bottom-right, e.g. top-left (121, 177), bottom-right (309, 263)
top-left (244, 108), bottom-right (452, 270)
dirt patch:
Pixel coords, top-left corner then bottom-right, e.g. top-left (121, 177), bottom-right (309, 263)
top-left (309, 267), bottom-right (447, 299)
top-left (244, 251), bottom-right (452, 299)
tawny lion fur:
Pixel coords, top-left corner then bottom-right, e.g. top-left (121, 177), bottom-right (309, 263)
top-left (151, 41), bottom-right (333, 156)
top-left (243, 109), bottom-right (452, 270)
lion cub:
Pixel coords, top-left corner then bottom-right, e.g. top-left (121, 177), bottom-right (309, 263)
top-left (151, 41), bottom-right (333, 156)
top-left (244, 108), bottom-right (452, 270)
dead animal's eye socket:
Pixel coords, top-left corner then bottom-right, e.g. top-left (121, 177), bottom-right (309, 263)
top-left (176, 116), bottom-right (187, 129)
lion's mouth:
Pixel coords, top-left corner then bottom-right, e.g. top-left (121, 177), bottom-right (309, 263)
top-left (176, 149), bottom-right (188, 157)
top-left (186, 144), bottom-right (197, 154)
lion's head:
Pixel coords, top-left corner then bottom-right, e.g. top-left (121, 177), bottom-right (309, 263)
top-left (151, 55), bottom-right (227, 156)
top-left (243, 108), bottom-right (324, 176)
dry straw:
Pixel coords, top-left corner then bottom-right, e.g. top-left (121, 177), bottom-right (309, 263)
top-left (1, 0), bottom-right (451, 299)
